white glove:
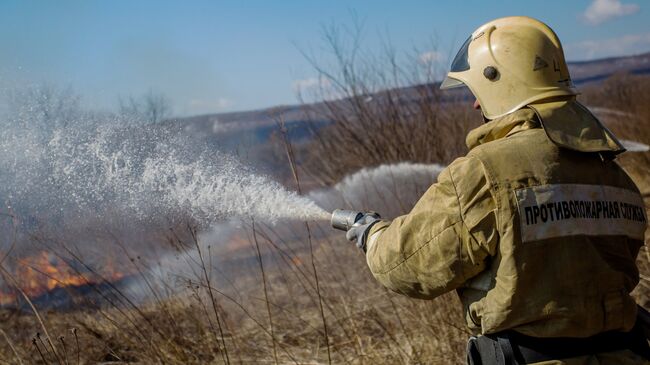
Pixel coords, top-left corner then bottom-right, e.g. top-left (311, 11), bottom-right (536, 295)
top-left (345, 212), bottom-right (381, 251)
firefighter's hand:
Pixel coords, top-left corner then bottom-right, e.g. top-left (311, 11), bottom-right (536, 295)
top-left (345, 212), bottom-right (381, 252)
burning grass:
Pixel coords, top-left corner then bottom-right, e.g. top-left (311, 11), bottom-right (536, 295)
top-left (0, 251), bottom-right (128, 308)
top-left (0, 223), bottom-right (468, 364)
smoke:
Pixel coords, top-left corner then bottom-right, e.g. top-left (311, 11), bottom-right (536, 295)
top-left (310, 162), bottom-right (444, 217)
top-left (145, 162), bottom-right (446, 297)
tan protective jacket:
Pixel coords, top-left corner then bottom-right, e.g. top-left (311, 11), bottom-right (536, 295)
top-left (366, 103), bottom-right (647, 339)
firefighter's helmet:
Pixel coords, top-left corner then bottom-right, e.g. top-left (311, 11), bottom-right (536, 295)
top-left (441, 16), bottom-right (578, 120)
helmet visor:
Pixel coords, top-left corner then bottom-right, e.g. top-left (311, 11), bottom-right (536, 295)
top-left (439, 36), bottom-right (472, 90)
top-left (449, 36), bottom-right (472, 72)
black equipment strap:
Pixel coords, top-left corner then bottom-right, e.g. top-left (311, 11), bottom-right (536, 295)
top-left (496, 333), bottom-right (519, 365)
top-left (469, 324), bottom-right (650, 364)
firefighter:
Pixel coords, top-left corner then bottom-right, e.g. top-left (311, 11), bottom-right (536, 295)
top-left (346, 16), bottom-right (650, 364)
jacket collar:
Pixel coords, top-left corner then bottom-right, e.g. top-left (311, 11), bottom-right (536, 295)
top-left (466, 108), bottom-right (539, 150)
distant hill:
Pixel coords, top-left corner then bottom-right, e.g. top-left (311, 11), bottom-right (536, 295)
top-left (569, 52), bottom-right (650, 84)
top-left (172, 51), bottom-right (650, 172)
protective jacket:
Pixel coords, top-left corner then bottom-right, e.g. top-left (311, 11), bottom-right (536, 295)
top-left (365, 100), bottom-right (648, 363)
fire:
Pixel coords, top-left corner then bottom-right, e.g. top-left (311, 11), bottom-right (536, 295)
top-left (291, 255), bottom-right (303, 266)
top-left (224, 234), bottom-right (251, 253)
top-left (0, 251), bottom-right (127, 306)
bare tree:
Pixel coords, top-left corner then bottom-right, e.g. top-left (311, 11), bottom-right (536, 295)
top-left (295, 22), bottom-right (478, 185)
top-left (5, 84), bottom-right (81, 133)
top-left (118, 90), bottom-right (172, 124)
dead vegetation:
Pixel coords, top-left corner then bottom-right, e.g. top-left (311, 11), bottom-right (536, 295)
top-left (0, 221), bottom-right (468, 364)
top-left (0, 63), bottom-right (649, 364)
top-left (295, 23), bottom-right (479, 185)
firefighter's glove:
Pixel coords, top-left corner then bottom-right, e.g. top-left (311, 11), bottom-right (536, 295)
top-left (345, 212), bottom-right (381, 252)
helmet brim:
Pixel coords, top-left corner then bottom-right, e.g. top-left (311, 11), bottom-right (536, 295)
top-left (440, 76), bottom-right (466, 90)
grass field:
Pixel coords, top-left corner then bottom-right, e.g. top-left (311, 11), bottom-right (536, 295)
top-left (0, 74), bottom-right (649, 364)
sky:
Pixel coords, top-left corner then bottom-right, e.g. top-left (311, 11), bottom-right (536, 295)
top-left (0, 0), bottom-right (648, 116)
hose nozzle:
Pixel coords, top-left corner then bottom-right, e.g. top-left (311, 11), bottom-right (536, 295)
top-left (330, 209), bottom-right (365, 231)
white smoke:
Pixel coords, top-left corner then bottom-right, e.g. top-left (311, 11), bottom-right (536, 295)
top-left (310, 162), bottom-right (444, 217)
top-left (145, 162), bottom-right (446, 296)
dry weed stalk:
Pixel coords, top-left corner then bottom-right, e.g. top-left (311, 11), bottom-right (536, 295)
top-left (251, 219), bottom-right (279, 364)
top-left (277, 114), bottom-right (333, 364)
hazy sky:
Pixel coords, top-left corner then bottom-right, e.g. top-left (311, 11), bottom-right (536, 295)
top-left (0, 0), bottom-right (648, 116)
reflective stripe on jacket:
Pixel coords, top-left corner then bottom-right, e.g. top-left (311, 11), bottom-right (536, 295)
top-left (365, 103), bottom-right (647, 338)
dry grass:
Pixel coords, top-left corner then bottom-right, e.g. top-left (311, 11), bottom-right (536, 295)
top-left (0, 222), bottom-right (468, 364)
top-left (0, 69), bottom-right (649, 364)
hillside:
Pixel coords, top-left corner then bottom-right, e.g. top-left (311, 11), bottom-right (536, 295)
top-left (172, 51), bottom-right (650, 174)
top-left (174, 52), bottom-right (650, 138)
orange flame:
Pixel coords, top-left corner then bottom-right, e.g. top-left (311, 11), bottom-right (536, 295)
top-left (0, 251), bottom-right (126, 306)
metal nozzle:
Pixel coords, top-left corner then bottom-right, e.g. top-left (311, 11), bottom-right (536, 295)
top-left (331, 209), bottom-right (364, 231)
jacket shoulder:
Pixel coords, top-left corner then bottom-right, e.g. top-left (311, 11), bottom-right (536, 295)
top-left (468, 129), bottom-right (554, 159)
top-left (466, 128), bottom-right (640, 193)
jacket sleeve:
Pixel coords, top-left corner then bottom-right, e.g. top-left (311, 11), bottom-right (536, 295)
top-left (365, 155), bottom-right (499, 299)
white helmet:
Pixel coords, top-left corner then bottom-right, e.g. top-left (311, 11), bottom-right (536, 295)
top-left (442, 16), bottom-right (624, 154)
top-left (441, 16), bottom-right (578, 120)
